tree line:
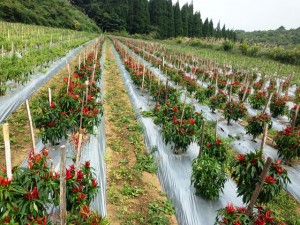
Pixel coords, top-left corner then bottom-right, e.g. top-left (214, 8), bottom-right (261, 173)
top-left (236, 26), bottom-right (300, 46)
top-left (70, 0), bottom-right (236, 40)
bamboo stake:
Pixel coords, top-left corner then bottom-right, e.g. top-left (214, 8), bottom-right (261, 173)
top-left (59, 145), bottom-right (67, 225)
top-left (3, 123), bottom-right (12, 180)
top-left (198, 120), bottom-right (205, 157)
top-left (246, 157), bottom-right (272, 216)
top-left (25, 100), bottom-right (36, 154)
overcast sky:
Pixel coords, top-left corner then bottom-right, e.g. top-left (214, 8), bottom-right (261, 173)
top-left (178, 0), bottom-right (300, 31)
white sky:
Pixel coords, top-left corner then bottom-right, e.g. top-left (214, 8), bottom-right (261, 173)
top-left (178, 0), bottom-right (300, 31)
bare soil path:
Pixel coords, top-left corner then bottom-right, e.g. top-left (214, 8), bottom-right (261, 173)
top-left (103, 40), bottom-right (178, 225)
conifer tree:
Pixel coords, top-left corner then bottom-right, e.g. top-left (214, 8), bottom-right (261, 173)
top-left (181, 3), bottom-right (189, 37)
top-left (173, 0), bottom-right (183, 37)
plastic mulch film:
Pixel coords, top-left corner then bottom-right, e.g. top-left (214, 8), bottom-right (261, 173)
top-left (80, 41), bottom-right (107, 215)
top-left (0, 39), bottom-right (96, 124)
top-left (118, 41), bottom-right (300, 205)
top-left (120, 41), bottom-right (293, 132)
top-left (112, 45), bottom-right (243, 225)
top-left (20, 41), bottom-right (107, 216)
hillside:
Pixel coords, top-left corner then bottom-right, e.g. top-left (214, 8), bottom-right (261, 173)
top-left (236, 26), bottom-right (300, 46)
top-left (0, 0), bottom-right (100, 32)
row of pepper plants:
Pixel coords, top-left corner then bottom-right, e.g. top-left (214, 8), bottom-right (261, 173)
top-left (0, 38), bottom-right (108, 224)
top-left (0, 21), bottom-right (99, 96)
top-left (112, 38), bottom-right (290, 224)
top-left (116, 36), bottom-right (300, 165)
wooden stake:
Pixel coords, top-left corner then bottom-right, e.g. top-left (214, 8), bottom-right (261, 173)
top-left (260, 123), bottom-right (269, 152)
top-left (59, 145), bottom-right (67, 225)
top-left (141, 66), bottom-right (146, 95)
top-left (277, 81), bottom-right (283, 95)
top-left (198, 120), bottom-right (205, 157)
top-left (84, 51), bottom-right (86, 66)
top-left (147, 74), bottom-right (152, 104)
top-left (215, 73), bottom-right (219, 95)
top-left (215, 119), bottom-right (218, 140)
top-left (224, 79), bottom-right (229, 91)
top-left (292, 104), bottom-right (300, 132)
top-left (75, 134), bottom-right (83, 170)
top-left (229, 82), bottom-right (233, 102)
top-left (262, 92), bottom-right (273, 114)
top-left (48, 88), bottom-right (52, 106)
top-left (90, 64), bottom-right (96, 85)
top-left (66, 63), bottom-right (71, 93)
top-left (78, 55), bottom-right (81, 70)
top-left (25, 100), bottom-right (36, 154)
top-left (179, 91), bottom-right (187, 127)
top-left (3, 123), bottom-right (12, 180)
top-left (79, 92), bottom-right (85, 131)
top-left (246, 157), bottom-right (273, 216)
top-left (85, 81), bottom-right (89, 103)
top-left (242, 79), bottom-right (250, 102)
top-left (165, 79), bottom-right (169, 103)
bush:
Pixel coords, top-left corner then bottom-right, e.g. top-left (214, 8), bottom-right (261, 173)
top-left (208, 90), bottom-right (227, 112)
top-left (215, 204), bottom-right (285, 225)
top-left (274, 127), bottom-right (300, 162)
top-left (224, 100), bottom-right (247, 125)
top-left (222, 40), bottom-right (234, 51)
top-left (191, 154), bottom-right (227, 200)
top-left (246, 112), bottom-right (272, 140)
top-left (249, 90), bottom-right (267, 109)
top-left (200, 137), bottom-right (228, 163)
top-left (270, 94), bottom-right (287, 118)
top-left (239, 43), bottom-right (249, 55)
top-left (232, 150), bottom-right (290, 204)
